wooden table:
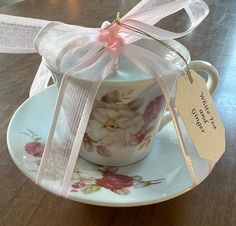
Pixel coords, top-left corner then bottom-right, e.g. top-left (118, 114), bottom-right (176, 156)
top-left (0, 0), bottom-right (235, 225)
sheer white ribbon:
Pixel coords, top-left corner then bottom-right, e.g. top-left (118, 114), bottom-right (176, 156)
top-left (0, 0), bottom-right (210, 196)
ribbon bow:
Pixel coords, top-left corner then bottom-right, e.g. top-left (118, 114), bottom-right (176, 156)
top-left (0, 0), bottom-right (209, 197)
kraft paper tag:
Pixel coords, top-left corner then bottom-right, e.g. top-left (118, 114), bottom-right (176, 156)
top-left (175, 69), bottom-right (225, 162)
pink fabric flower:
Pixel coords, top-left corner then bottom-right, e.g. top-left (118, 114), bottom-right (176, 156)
top-left (129, 129), bottom-right (148, 145)
top-left (25, 141), bottom-right (45, 157)
top-left (98, 25), bottom-right (124, 53)
top-left (143, 95), bottom-right (164, 125)
top-left (96, 173), bottom-right (133, 190)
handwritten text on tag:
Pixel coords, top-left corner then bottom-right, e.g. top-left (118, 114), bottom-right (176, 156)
top-left (176, 70), bottom-right (225, 162)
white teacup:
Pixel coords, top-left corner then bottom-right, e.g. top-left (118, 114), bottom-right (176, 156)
top-left (47, 39), bottom-right (219, 166)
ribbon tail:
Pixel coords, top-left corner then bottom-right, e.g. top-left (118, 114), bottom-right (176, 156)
top-left (122, 44), bottom-right (199, 186)
top-left (60, 56), bottom-right (116, 195)
top-left (36, 50), bottom-right (115, 196)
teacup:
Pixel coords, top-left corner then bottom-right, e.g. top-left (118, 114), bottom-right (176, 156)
top-left (46, 39), bottom-right (219, 166)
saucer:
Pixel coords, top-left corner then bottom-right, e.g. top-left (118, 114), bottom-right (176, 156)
top-left (7, 85), bottom-right (213, 207)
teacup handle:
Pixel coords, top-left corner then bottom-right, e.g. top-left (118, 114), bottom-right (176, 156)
top-left (158, 60), bottom-right (219, 131)
top-left (188, 60), bottom-right (219, 95)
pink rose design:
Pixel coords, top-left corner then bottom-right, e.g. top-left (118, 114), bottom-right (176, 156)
top-left (83, 133), bottom-right (90, 142)
top-left (129, 129), bottom-right (148, 146)
top-left (72, 181), bottom-right (86, 189)
top-left (25, 141), bottom-right (45, 157)
top-left (143, 96), bottom-right (164, 126)
top-left (96, 173), bottom-right (133, 190)
top-left (83, 133), bottom-right (95, 152)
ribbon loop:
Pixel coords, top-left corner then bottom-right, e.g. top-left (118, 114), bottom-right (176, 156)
top-left (121, 0), bottom-right (209, 43)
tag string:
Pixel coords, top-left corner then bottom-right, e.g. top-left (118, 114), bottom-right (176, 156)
top-left (120, 23), bottom-right (188, 66)
top-left (111, 12), bottom-right (193, 81)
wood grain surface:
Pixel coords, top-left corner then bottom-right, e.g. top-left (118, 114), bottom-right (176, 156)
top-left (0, 0), bottom-right (236, 225)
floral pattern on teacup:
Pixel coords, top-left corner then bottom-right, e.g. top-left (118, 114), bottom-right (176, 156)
top-left (82, 89), bottom-right (164, 157)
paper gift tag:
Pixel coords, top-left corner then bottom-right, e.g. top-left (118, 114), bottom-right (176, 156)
top-left (175, 69), bottom-right (225, 162)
